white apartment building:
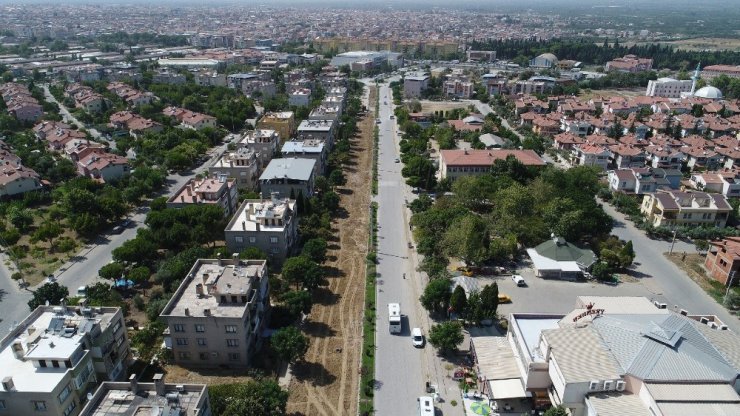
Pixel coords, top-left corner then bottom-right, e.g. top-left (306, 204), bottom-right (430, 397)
top-left (160, 257), bottom-right (269, 368)
top-left (289, 88), bottom-right (311, 107)
top-left (0, 305), bottom-right (129, 416)
top-left (645, 78), bottom-right (693, 98)
top-left (238, 129), bottom-right (280, 169)
top-left (224, 196), bottom-right (298, 263)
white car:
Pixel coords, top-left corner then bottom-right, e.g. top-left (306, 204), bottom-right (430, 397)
top-left (512, 275), bottom-right (526, 287)
top-left (411, 327), bottom-right (425, 348)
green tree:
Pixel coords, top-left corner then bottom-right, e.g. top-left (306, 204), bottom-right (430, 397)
top-left (99, 262), bottom-right (125, 280)
top-left (591, 261), bottom-right (613, 281)
top-left (112, 236), bottom-right (159, 265)
top-left (281, 256), bottom-right (323, 289)
top-left (209, 381), bottom-right (289, 416)
top-left (619, 240), bottom-right (636, 268)
top-left (428, 321), bottom-right (464, 354)
top-left (441, 214), bottom-right (489, 266)
top-left (465, 291), bottom-right (485, 324)
top-left (32, 222), bottom-right (63, 251)
top-left (84, 282), bottom-right (126, 309)
top-left (279, 290), bottom-right (313, 317)
top-left (420, 278), bottom-right (452, 316)
top-left (544, 406), bottom-right (569, 416)
top-left (271, 326), bottom-right (309, 364)
top-left (6, 206), bottom-right (34, 232)
top-left (239, 247), bottom-right (268, 259)
top-left (128, 266), bottom-right (151, 284)
top-left (694, 239), bottom-right (709, 253)
top-left (301, 238), bottom-right (328, 263)
top-left (479, 283), bottom-right (499, 319)
top-left (449, 285), bottom-right (468, 315)
top-left (28, 282), bottom-right (69, 310)
top-left (402, 155), bottom-right (437, 189)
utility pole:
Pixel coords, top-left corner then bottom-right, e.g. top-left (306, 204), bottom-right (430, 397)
top-left (669, 229), bottom-right (677, 255)
top-left (724, 270), bottom-right (737, 306)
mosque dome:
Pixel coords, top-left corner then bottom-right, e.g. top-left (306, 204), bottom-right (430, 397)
top-left (694, 86), bottom-right (723, 99)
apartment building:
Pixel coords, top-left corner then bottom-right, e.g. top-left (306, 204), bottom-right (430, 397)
top-left (689, 171), bottom-right (740, 198)
top-left (225, 196), bottom-right (298, 263)
top-left (237, 129), bottom-right (280, 168)
top-left (439, 149), bottom-right (546, 180)
top-left (466, 50), bottom-right (496, 62)
top-left (159, 257), bottom-right (269, 368)
top-left (471, 296), bottom-right (739, 416)
top-left (702, 64), bottom-right (740, 80)
top-left (442, 78), bottom-right (474, 99)
top-left (571, 144), bottom-right (610, 170)
top-left (257, 111), bottom-right (296, 142)
top-left (1, 82), bottom-right (43, 122)
top-left (281, 139), bottom-right (327, 176)
top-left (259, 158), bottom-right (315, 199)
top-left (296, 119), bottom-right (337, 148)
top-left (0, 305), bottom-right (129, 416)
top-left (167, 175), bottom-right (238, 216)
top-left (645, 78), bottom-right (693, 98)
top-left (208, 148), bottom-right (260, 190)
top-left (289, 88), bottom-right (311, 107)
top-left (80, 373), bottom-right (211, 416)
top-left (309, 105), bottom-right (341, 122)
top-left (641, 190), bottom-right (733, 228)
top-left (482, 73), bottom-right (508, 96)
top-left (404, 75), bottom-right (429, 98)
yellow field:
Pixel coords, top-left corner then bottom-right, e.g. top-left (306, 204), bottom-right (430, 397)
top-left (639, 37), bottom-right (740, 52)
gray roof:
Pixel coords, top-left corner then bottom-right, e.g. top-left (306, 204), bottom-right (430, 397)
top-left (533, 237), bottom-right (597, 268)
top-left (591, 314), bottom-right (739, 382)
top-left (281, 140), bottom-right (325, 154)
top-left (542, 326), bottom-right (623, 383)
top-left (259, 158), bottom-right (315, 181)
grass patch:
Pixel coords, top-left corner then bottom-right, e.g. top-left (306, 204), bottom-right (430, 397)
top-left (359, 201), bottom-right (378, 414)
top-left (665, 252), bottom-right (739, 315)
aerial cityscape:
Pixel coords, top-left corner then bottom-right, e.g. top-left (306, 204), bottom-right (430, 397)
top-left (1, 0), bottom-right (740, 415)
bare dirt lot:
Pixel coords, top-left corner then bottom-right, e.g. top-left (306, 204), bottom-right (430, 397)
top-left (420, 100), bottom-right (472, 114)
top-left (644, 37), bottom-right (740, 52)
top-left (286, 88), bottom-right (374, 416)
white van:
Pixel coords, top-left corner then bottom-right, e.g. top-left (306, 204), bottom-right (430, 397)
top-left (512, 275), bottom-right (526, 287)
top-left (417, 396), bottom-right (435, 416)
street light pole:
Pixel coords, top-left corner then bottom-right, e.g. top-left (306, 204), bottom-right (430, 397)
top-left (724, 270), bottom-right (737, 306)
top-left (669, 229), bottom-right (677, 254)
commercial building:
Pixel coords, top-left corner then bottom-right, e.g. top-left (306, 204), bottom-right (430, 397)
top-left (208, 148), bottom-right (261, 190)
top-left (225, 196), bottom-right (298, 264)
top-left (439, 149), bottom-right (546, 180)
top-left (404, 74), bottom-right (429, 98)
top-left (79, 374), bottom-right (211, 416)
top-left (470, 296), bottom-right (740, 416)
top-left (258, 158), bottom-right (316, 199)
top-left (0, 305), bottom-right (129, 416)
top-left (167, 175), bottom-right (238, 217)
top-left (329, 50), bottom-right (403, 70)
top-left (645, 78), bottom-right (693, 98)
top-left (466, 50), bottom-right (496, 62)
top-left (525, 235), bottom-right (597, 280)
top-left (160, 257), bottom-right (269, 368)
top-left (529, 53), bottom-right (558, 69)
top-left (641, 190), bottom-right (733, 228)
top-left (257, 112), bottom-right (296, 142)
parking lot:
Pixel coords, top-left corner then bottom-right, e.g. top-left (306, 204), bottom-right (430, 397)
top-left (465, 260), bottom-right (659, 316)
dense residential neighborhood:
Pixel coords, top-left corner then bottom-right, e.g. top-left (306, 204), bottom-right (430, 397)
top-left (1, 1), bottom-right (740, 416)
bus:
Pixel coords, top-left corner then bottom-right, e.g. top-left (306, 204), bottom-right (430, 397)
top-left (417, 396), bottom-right (435, 416)
top-left (388, 303), bottom-right (401, 334)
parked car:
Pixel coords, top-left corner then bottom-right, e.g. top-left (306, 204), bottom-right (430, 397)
top-left (395, 158), bottom-right (400, 163)
top-left (112, 225), bottom-right (124, 234)
top-left (512, 275), bottom-right (526, 287)
top-left (411, 327), bottom-right (425, 348)
top-left (77, 286), bottom-right (87, 297)
top-left (498, 294), bottom-right (512, 304)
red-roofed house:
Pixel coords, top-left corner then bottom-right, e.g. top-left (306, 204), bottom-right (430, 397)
top-left (77, 151), bottom-right (130, 183)
top-left (571, 144), bottom-right (610, 170)
top-left (641, 190), bottom-right (732, 228)
top-left (439, 149), bottom-right (546, 180)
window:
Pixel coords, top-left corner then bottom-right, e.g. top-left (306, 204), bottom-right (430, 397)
top-left (62, 402), bottom-right (76, 416)
top-left (58, 384), bottom-right (72, 403)
top-left (39, 360), bottom-right (47, 368)
top-left (195, 324), bottom-right (205, 333)
top-left (174, 324), bottom-right (185, 333)
top-left (227, 339), bottom-right (239, 347)
top-left (176, 338), bottom-right (189, 346)
top-left (270, 237), bottom-right (279, 244)
top-left (178, 352), bottom-right (190, 360)
top-left (225, 325), bottom-right (237, 333)
top-left (33, 401), bottom-right (47, 411)
top-left (235, 236), bottom-right (244, 243)
top-left (199, 352), bottom-right (208, 360)
top-left (228, 353), bottom-right (240, 361)
top-left (52, 360), bottom-right (60, 368)
top-left (271, 247), bottom-right (279, 254)
top-left (0, 400), bottom-right (5, 409)
top-left (197, 338), bottom-right (207, 346)
top-left (249, 237), bottom-right (257, 243)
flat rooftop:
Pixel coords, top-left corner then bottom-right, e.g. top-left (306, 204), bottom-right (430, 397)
top-left (259, 158), bottom-right (315, 181)
top-left (81, 381), bottom-right (207, 416)
top-left (227, 198), bottom-right (296, 233)
top-left (511, 315), bottom-right (562, 362)
top-left (297, 119), bottom-right (334, 132)
top-left (0, 306), bottom-right (118, 393)
top-left (162, 260), bottom-right (266, 318)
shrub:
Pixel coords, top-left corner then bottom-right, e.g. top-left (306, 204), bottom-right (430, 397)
top-left (133, 294), bottom-right (146, 311)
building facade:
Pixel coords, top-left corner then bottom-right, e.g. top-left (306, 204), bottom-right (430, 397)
top-left (167, 175), bottom-right (238, 216)
top-left (259, 158), bottom-right (316, 199)
top-left (641, 190), bottom-right (733, 228)
top-left (160, 258), bottom-right (269, 368)
top-left (208, 148), bottom-right (261, 190)
top-left (225, 197), bottom-right (298, 264)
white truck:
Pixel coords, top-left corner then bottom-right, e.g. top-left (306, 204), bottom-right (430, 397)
top-left (388, 303), bottom-right (402, 334)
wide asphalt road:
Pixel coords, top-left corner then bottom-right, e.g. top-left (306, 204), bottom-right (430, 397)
top-left (372, 80), bottom-right (463, 416)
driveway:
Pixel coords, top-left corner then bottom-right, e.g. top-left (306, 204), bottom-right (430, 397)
top-left (599, 200), bottom-right (739, 331)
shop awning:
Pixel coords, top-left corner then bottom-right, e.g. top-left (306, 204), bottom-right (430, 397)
top-left (488, 378), bottom-right (526, 400)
